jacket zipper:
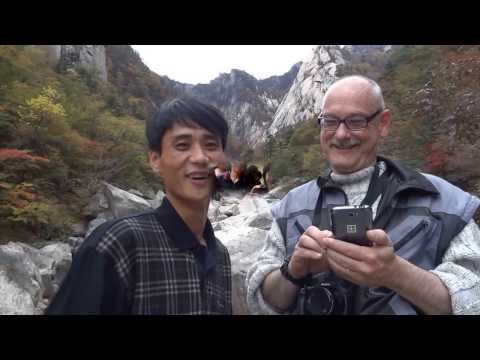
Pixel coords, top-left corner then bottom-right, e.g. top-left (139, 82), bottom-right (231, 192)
top-left (393, 219), bottom-right (429, 251)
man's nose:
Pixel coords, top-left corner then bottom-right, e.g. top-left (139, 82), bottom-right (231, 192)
top-left (190, 144), bottom-right (209, 163)
top-left (334, 122), bottom-right (351, 139)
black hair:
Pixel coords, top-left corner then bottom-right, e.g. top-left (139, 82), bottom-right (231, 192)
top-left (262, 163), bottom-right (271, 186)
top-left (146, 96), bottom-right (229, 152)
top-left (244, 164), bottom-right (262, 190)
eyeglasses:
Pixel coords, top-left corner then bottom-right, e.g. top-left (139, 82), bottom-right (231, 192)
top-left (318, 109), bottom-right (384, 131)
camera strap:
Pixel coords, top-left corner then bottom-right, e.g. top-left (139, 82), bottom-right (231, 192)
top-left (313, 162), bottom-right (389, 229)
top-left (361, 163), bottom-right (387, 207)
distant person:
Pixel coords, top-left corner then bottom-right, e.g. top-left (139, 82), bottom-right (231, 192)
top-left (251, 163), bottom-right (272, 195)
top-left (215, 162), bottom-right (234, 192)
top-left (243, 164), bottom-right (262, 191)
top-left (246, 75), bottom-right (480, 315)
top-left (231, 161), bottom-right (248, 191)
top-left (46, 97), bottom-right (232, 314)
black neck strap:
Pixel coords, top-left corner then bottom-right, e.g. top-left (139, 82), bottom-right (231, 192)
top-left (313, 162), bottom-right (390, 230)
top-left (361, 163), bottom-right (384, 207)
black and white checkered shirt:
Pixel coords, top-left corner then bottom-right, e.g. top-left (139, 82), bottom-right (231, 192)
top-left (46, 198), bottom-right (232, 314)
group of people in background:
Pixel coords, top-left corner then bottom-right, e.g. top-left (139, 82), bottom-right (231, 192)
top-left (214, 161), bottom-right (272, 194)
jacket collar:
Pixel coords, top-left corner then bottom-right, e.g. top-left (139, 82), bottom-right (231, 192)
top-left (317, 155), bottom-right (439, 196)
top-left (155, 197), bottom-right (216, 252)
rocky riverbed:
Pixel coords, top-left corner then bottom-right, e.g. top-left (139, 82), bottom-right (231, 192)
top-left (0, 181), bottom-right (299, 315)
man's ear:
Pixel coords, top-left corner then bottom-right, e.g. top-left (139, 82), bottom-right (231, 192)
top-left (148, 150), bottom-right (162, 176)
top-left (379, 109), bottom-right (391, 138)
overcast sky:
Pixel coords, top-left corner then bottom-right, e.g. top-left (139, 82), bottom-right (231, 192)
top-left (131, 45), bottom-right (317, 85)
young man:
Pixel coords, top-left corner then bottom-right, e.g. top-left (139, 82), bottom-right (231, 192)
top-left (46, 97), bottom-right (232, 314)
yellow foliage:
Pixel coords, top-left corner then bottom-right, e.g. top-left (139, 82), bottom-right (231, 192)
top-left (18, 85), bottom-right (67, 129)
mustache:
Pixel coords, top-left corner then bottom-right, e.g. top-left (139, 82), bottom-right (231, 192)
top-left (330, 139), bottom-right (360, 148)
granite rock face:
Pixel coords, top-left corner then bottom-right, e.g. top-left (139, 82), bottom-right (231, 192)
top-left (44, 45), bottom-right (107, 81)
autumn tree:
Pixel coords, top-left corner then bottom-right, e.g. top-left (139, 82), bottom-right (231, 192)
top-left (17, 85), bottom-right (68, 155)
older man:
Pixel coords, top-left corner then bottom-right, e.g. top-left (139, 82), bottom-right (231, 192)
top-left (246, 75), bottom-right (480, 315)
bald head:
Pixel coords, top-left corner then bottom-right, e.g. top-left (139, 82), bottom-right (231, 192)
top-left (319, 75), bottom-right (391, 174)
top-left (322, 75), bottom-right (385, 111)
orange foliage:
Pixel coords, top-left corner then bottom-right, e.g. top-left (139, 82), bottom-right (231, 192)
top-left (424, 143), bottom-right (449, 173)
top-left (445, 52), bottom-right (480, 63)
top-left (0, 148), bottom-right (50, 162)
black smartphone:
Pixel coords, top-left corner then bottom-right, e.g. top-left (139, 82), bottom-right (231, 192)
top-left (330, 205), bottom-right (373, 246)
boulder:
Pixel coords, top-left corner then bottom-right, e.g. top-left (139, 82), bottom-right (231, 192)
top-left (215, 224), bottom-right (268, 315)
top-left (84, 182), bottom-right (153, 221)
top-left (70, 221), bottom-right (87, 237)
top-left (0, 243), bottom-right (44, 315)
top-left (102, 182), bottom-right (152, 218)
top-left (267, 177), bottom-right (307, 200)
top-left (211, 191), bottom-right (278, 314)
top-left (266, 185), bottom-right (289, 200)
top-left (147, 190), bottom-right (165, 209)
top-left (85, 214), bottom-right (109, 238)
top-left (127, 189), bottom-right (146, 198)
top-left (67, 237), bottom-right (84, 254)
top-left (82, 188), bottom-right (109, 218)
top-left (208, 199), bottom-right (221, 222)
top-left (143, 188), bottom-right (157, 200)
top-left (0, 241), bottom-right (72, 314)
top-left (218, 204), bottom-right (239, 217)
top-left (237, 194), bottom-right (271, 214)
top-left (0, 272), bottom-right (37, 315)
top-left (244, 210), bottom-right (273, 231)
top-left (16, 242), bottom-right (72, 305)
top-left (39, 243), bottom-right (72, 298)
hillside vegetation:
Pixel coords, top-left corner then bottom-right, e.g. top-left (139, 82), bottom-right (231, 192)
top-left (0, 45), bottom-right (174, 243)
top-left (1, 45), bottom-right (479, 243)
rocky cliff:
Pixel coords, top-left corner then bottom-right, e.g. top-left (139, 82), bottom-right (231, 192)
top-left (44, 45), bottom-right (108, 81)
top-left (176, 63), bottom-right (301, 147)
top-left (267, 45), bottom-right (393, 138)
top-left (42, 45), bottom-right (300, 148)
top-left (38, 45), bottom-right (397, 148)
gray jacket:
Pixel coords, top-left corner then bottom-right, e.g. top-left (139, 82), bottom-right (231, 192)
top-left (248, 157), bottom-right (480, 314)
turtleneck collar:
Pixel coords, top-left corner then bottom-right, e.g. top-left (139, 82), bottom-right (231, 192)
top-left (329, 164), bottom-right (376, 185)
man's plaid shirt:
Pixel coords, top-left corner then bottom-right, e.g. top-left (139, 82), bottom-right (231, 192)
top-left (46, 198), bottom-right (232, 314)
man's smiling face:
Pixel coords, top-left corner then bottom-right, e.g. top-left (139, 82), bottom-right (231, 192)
top-left (149, 122), bottom-right (226, 206)
top-left (320, 79), bottom-right (391, 174)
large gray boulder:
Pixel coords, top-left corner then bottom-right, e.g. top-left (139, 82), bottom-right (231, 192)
top-left (147, 190), bottom-right (165, 209)
top-left (37, 243), bottom-right (72, 299)
top-left (215, 223), bottom-right (268, 315)
top-left (102, 182), bottom-right (152, 218)
top-left (84, 182), bottom-right (159, 239)
top-left (0, 241), bottom-right (73, 315)
top-left (84, 214), bottom-right (109, 238)
top-left (237, 194), bottom-right (271, 214)
top-left (0, 243), bottom-right (44, 315)
top-left (213, 192), bottom-right (277, 314)
top-left (84, 182), bottom-right (153, 219)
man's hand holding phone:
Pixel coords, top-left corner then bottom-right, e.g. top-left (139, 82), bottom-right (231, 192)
top-left (326, 217), bottom-right (400, 288)
top-left (288, 226), bottom-right (332, 279)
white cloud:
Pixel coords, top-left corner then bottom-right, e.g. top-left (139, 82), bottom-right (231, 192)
top-left (131, 45), bottom-right (316, 84)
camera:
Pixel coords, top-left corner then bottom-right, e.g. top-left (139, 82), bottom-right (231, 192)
top-left (298, 279), bottom-right (350, 315)
top-left (330, 205), bottom-right (373, 246)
